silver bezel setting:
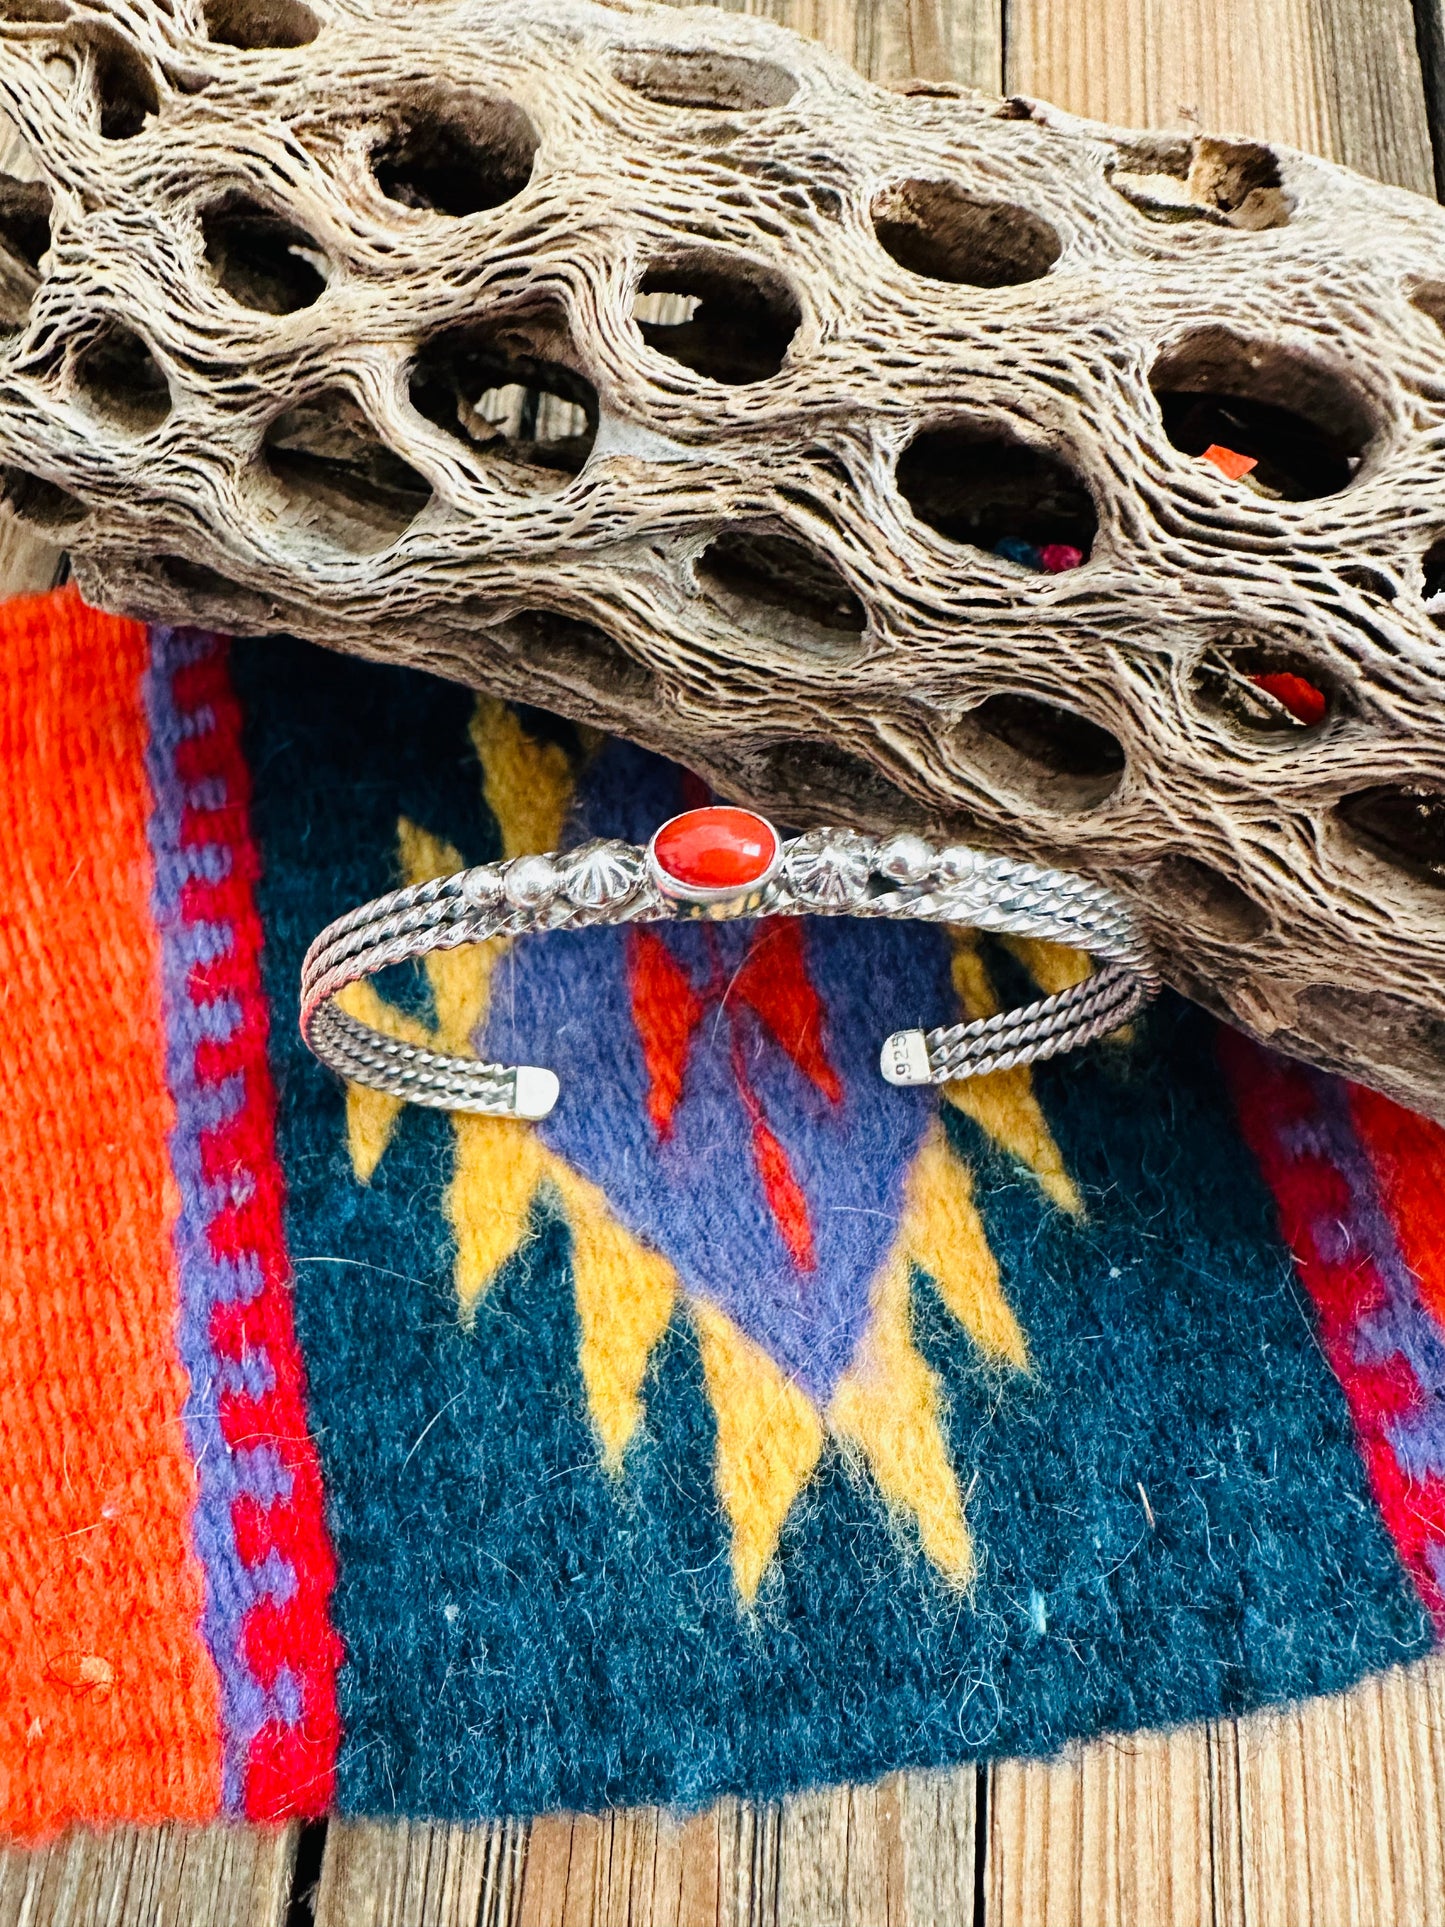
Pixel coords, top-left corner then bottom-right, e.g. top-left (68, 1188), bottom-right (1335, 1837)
top-left (644, 808), bottom-right (784, 907)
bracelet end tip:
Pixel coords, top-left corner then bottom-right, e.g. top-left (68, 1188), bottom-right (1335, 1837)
top-left (880, 1029), bottom-right (933, 1087)
top-left (513, 1066), bottom-right (561, 1120)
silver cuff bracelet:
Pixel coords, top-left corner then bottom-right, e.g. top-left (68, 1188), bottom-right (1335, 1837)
top-left (299, 807), bottom-right (1160, 1121)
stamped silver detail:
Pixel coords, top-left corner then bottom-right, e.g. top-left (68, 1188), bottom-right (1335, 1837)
top-left (880, 1028), bottom-right (933, 1086)
top-left (783, 829), bottom-right (874, 908)
top-left (562, 840), bottom-right (643, 910)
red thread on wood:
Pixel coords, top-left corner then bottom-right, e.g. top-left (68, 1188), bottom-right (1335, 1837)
top-left (1201, 443), bottom-right (1259, 480)
top-left (1249, 670), bottom-right (1327, 726)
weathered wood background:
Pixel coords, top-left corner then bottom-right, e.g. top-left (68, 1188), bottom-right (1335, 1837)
top-left (3, 0), bottom-right (1444, 1920)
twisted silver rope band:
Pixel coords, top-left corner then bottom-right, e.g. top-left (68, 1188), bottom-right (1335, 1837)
top-left (300, 826), bottom-right (1160, 1118)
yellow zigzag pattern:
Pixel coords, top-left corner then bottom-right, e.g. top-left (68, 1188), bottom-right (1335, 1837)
top-left (340, 703), bottom-right (1085, 1603)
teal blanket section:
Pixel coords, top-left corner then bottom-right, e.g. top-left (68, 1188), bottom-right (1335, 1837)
top-left (233, 636), bottom-right (1432, 1818)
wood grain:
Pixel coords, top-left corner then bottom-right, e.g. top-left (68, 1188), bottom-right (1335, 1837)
top-left (686, 0), bottom-right (1001, 90)
top-left (313, 1771), bottom-right (978, 1927)
top-left (0, 1823), bottom-right (298, 1927)
top-left (1006, 0), bottom-right (1435, 194)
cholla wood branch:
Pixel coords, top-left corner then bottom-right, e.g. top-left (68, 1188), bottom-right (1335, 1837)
top-left (0, 0), bottom-right (1443, 1116)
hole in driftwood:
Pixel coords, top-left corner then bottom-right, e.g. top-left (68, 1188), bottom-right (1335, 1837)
top-left (871, 180), bottom-right (1060, 286)
top-left (0, 0), bottom-right (69, 20)
top-left (202, 194), bottom-right (328, 312)
top-left (0, 175), bottom-right (50, 329)
top-left (757, 738), bottom-right (925, 821)
top-left (1191, 640), bottom-right (1333, 734)
top-left (498, 607), bottom-right (655, 700)
top-left (957, 692), bottom-right (1124, 811)
top-left (1151, 328), bottom-right (1372, 499)
top-left (1147, 854), bottom-right (1268, 939)
top-left (410, 318), bottom-right (597, 483)
top-left (91, 31), bottom-right (160, 140)
top-left (1297, 985), bottom-right (1445, 1076)
top-left (74, 323), bottom-right (171, 431)
top-left (697, 528), bottom-right (865, 653)
top-left (156, 553), bottom-right (277, 626)
top-left (158, 553), bottom-right (248, 596)
top-left (371, 89), bottom-right (537, 217)
top-left (1339, 563), bottom-right (1396, 602)
top-left (202, 0), bottom-right (319, 48)
top-left (1111, 136), bottom-right (1289, 230)
top-left (1422, 537), bottom-right (1445, 628)
top-left (635, 254), bottom-right (800, 384)
top-left (262, 390), bottom-right (432, 551)
top-left (0, 463), bottom-right (84, 526)
top-left (613, 47), bottom-right (797, 110)
top-left (897, 424), bottom-right (1096, 562)
top-left (1338, 784), bottom-right (1445, 888)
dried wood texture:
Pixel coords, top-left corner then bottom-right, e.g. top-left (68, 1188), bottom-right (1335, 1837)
top-left (0, 1821), bottom-right (297, 1927)
top-left (0, 0), bottom-right (1443, 1114)
top-left (314, 1771), bottom-right (978, 1927)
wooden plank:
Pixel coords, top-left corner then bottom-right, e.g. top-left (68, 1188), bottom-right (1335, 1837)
top-left (1231, 1659), bottom-right (1445, 1927)
top-left (1005, 0), bottom-right (1435, 195)
top-left (984, 0), bottom-right (1442, 1912)
top-left (684, 0), bottom-right (1002, 93)
top-left (0, 1824), bottom-right (299, 1927)
top-left (986, 1724), bottom-right (1236, 1927)
top-left (1414, 0), bottom-right (1445, 197)
top-left (315, 1771), bottom-right (975, 1927)
top-left (314, 1817), bottom-right (528, 1926)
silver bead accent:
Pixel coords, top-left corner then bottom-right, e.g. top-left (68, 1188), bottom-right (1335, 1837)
top-left (937, 845), bottom-right (986, 883)
top-left (875, 833), bottom-right (935, 885)
top-left (784, 829), bottom-right (873, 908)
top-left (461, 865), bottom-right (502, 910)
top-left (561, 840), bottom-right (643, 910)
top-left (503, 853), bottom-right (560, 909)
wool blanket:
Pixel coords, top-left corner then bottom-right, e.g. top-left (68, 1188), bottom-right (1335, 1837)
top-left (3, 585), bottom-right (1444, 1835)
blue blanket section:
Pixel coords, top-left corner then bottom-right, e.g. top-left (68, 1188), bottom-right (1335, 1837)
top-left (233, 636), bottom-right (1431, 1818)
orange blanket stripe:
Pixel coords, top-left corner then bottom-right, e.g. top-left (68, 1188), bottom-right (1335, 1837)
top-left (0, 586), bottom-right (221, 1835)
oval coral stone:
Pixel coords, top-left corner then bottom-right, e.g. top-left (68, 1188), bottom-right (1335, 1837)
top-left (652, 807), bottom-right (779, 892)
